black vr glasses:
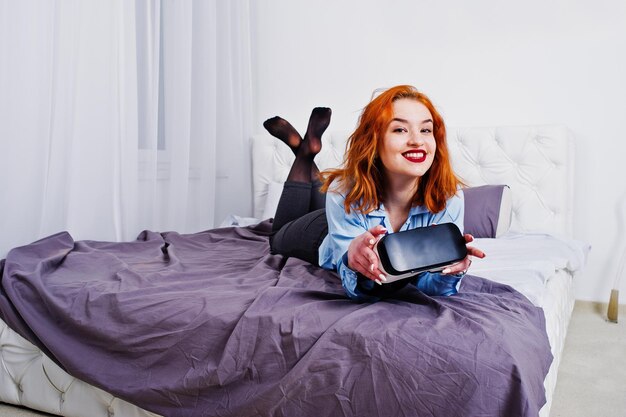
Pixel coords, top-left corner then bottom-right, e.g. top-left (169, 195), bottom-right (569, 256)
top-left (374, 223), bottom-right (468, 283)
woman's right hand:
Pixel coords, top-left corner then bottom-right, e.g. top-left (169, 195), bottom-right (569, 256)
top-left (347, 225), bottom-right (388, 284)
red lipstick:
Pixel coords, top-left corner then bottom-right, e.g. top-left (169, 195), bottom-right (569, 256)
top-left (402, 150), bottom-right (427, 163)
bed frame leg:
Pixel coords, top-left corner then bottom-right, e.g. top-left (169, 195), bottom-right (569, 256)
top-left (607, 289), bottom-right (619, 323)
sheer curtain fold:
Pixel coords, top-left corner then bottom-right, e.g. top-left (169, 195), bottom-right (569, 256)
top-left (161, 1), bottom-right (193, 230)
top-left (114, 0), bottom-right (140, 240)
top-left (0, 0), bottom-right (250, 258)
top-left (214, 0), bottom-right (253, 225)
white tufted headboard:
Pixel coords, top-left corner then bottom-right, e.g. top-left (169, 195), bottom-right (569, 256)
top-left (252, 125), bottom-right (575, 238)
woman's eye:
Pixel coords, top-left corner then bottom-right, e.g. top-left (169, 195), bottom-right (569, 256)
top-left (421, 128), bottom-right (432, 134)
top-left (393, 127), bottom-right (407, 133)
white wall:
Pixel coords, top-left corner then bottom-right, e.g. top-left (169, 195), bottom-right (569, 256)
top-left (244, 0), bottom-right (626, 302)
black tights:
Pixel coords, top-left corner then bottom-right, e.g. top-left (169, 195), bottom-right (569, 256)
top-left (264, 108), bottom-right (332, 265)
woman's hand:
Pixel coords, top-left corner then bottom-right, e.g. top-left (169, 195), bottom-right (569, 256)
top-left (347, 225), bottom-right (388, 284)
top-left (442, 233), bottom-right (486, 275)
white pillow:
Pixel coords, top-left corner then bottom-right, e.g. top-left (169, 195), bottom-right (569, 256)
top-left (261, 181), bottom-right (284, 220)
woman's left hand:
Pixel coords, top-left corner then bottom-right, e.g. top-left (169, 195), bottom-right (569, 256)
top-left (441, 233), bottom-right (486, 275)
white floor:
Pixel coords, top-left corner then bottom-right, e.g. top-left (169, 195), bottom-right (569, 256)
top-left (549, 301), bottom-right (626, 417)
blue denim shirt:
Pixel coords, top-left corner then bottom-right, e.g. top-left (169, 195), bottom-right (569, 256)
top-left (318, 187), bottom-right (465, 301)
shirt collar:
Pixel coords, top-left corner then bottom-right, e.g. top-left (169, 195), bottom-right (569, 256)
top-left (367, 203), bottom-right (430, 218)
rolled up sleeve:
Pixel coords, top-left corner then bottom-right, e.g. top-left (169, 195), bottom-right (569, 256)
top-left (320, 191), bottom-right (382, 301)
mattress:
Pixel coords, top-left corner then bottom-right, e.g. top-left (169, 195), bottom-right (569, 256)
top-left (540, 268), bottom-right (576, 417)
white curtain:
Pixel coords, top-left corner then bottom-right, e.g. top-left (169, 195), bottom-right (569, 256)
top-left (0, 0), bottom-right (252, 257)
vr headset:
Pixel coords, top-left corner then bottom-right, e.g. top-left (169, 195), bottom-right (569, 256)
top-left (373, 223), bottom-right (467, 283)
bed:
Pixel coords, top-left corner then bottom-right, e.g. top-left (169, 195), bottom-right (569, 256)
top-left (0, 125), bottom-right (588, 417)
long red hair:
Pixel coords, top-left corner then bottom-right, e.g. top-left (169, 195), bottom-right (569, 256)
top-left (320, 85), bottom-right (461, 214)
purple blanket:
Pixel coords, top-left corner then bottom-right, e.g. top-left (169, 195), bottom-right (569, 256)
top-left (0, 222), bottom-right (552, 417)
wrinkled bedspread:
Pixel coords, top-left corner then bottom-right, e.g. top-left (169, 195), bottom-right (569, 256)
top-left (0, 221), bottom-right (552, 417)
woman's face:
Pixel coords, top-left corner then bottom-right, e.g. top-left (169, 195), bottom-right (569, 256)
top-left (379, 98), bottom-right (436, 182)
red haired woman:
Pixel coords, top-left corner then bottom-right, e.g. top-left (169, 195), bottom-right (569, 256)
top-left (264, 85), bottom-right (484, 301)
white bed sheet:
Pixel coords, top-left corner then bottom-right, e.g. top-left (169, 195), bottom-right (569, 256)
top-left (470, 233), bottom-right (589, 307)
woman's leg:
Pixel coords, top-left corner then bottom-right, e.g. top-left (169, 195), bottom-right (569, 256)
top-left (271, 182), bottom-right (314, 232)
top-left (264, 108), bottom-right (330, 209)
top-left (264, 108), bottom-right (331, 263)
top-left (270, 209), bottom-right (328, 265)
top-left (310, 179), bottom-right (326, 212)
top-left (263, 111), bottom-right (326, 183)
top-left (264, 107), bottom-right (331, 232)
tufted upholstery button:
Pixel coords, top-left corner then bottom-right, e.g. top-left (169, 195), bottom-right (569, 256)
top-left (2, 317), bottom-right (165, 417)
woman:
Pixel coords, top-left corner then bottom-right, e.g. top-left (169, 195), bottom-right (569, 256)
top-left (264, 85), bottom-right (485, 301)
